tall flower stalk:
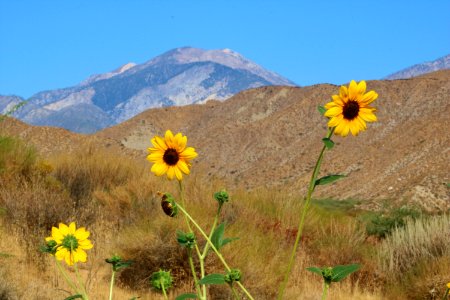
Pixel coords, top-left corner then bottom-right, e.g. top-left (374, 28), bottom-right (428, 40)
top-left (277, 80), bottom-right (378, 299)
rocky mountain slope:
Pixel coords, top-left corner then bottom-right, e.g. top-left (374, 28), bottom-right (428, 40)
top-left (8, 47), bottom-right (295, 133)
top-left (385, 54), bottom-right (450, 79)
top-left (2, 71), bottom-right (449, 211)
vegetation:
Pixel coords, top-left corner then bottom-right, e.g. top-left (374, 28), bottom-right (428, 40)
top-left (0, 134), bottom-right (448, 299)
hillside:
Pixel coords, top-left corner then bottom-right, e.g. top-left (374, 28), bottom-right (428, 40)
top-left (2, 71), bottom-right (449, 211)
top-left (97, 70), bottom-right (450, 211)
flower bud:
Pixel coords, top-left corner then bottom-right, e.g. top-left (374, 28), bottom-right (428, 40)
top-left (214, 190), bottom-right (229, 206)
top-left (176, 230), bottom-right (196, 249)
top-left (225, 269), bottom-right (242, 283)
top-left (150, 269), bottom-right (173, 291)
top-left (159, 192), bottom-right (178, 217)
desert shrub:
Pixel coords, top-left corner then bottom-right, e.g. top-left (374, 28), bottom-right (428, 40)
top-left (0, 135), bottom-right (37, 180)
top-left (366, 207), bottom-right (421, 238)
top-left (378, 214), bottom-right (450, 282)
top-left (51, 145), bottom-right (138, 204)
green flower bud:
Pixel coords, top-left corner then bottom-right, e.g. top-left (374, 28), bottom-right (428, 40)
top-left (105, 254), bottom-right (133, 272)
top-left (160, 192), bottom-right (178, 217)
top-left (214, 190), bottom-right (229, 205)
top-left (176, 230), bottom-right (196, 249)
top-left (322, 267), bottom-right (333, 284)
top-left (150, 269), bottom-right (173, 291)
top-left (225, 269), bottom-right (242, 284)
top-left (40, 239), bottom-right (58, 255)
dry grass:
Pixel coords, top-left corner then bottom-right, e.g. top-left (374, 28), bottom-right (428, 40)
top-left (378, 214), bottom-right (450, 279)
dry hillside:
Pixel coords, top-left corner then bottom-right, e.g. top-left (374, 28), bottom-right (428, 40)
top-left (2, 71), bottom-right (449, 211)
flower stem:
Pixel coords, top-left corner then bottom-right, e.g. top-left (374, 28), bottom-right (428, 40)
top-left (177, 204), bottom-right (255, 300)
top-left (321, 282), bottom-right (330, 300)
top-left (161, 280), bottom-right (168, 300)
top-left (277, 129), bottom-right (334, 300)
top-left (74, 262), bottom-right (89, 300)
top-left (54, 259), bottom-right (79, 295)
top-left (108, 270), bottom-right (116, 300)
top-left (187, 249), bottom-right (203, 300)
top-left (230, 284), bottom-right (240, 300)
top-left (178, 181), bottom-right (204, 298)
top-left (200, 207), bottom-right (221, 298)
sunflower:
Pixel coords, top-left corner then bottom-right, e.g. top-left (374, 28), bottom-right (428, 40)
top-left (324, 80), bottom-right (378, 137)
top-left (45, 222), bottom-right (93, 266)
top-left (147, 130), bottom-right (198, 181)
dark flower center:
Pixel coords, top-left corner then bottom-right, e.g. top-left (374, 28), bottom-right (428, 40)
top-left (343, 100), bottom-right (360, 120)
top-left (163, 148), bottom-right (179, 166)
top-left (62, 234), bottom-right (79, 250)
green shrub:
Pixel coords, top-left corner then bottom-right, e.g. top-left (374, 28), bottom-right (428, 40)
top-left (366, 207), bottom-right (421, 238)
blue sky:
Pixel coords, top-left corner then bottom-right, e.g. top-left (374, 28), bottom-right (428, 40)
top-left (1, 0), bottom-right (449, 98)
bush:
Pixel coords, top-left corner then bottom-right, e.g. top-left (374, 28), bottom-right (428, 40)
top-left (366, 207), bottom-right (421, 238)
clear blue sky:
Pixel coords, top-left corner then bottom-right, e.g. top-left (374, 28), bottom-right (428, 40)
top-left (1, 0), bottom-right (449, 98)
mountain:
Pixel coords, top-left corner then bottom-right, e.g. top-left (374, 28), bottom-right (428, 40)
top-left (385, 54), bottom-right (450, 79)
top-left (8, 47), bottom-right (295, 133)
top-left (4, 71), bottom-right (447, 211)
top-left (0, 95), bottom-right (25, 114)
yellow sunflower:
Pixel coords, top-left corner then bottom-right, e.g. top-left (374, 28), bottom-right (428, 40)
top-left (147, 130), bottom-right (198, 181)
top-left (45, 222), bottom-right (93, 266)
top-left (324, 80), bottom-right (378, 137)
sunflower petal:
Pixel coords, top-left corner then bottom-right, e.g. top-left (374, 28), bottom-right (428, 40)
top-left (328, 115), bottom-right (343, 128)
top-left (324, 106), bottom-right (343, 117)
top-left (165, 130), bottom-right (174, 148)
top-left (331, 95), bottom-right (344, 106)
top-left (78, 239), bottom-right (94, 250)
top-left (146, 152), bottom-right (164, 162)
top-left (174, 167), bottom-right (183, 181)
top-left (58, 223), bottom-right (69, 236)
top-left (177, 160), bottom-right (191, 175)
top-left (75, 227), bottom-right (90, 240)
top-left (151, 136), bottom-right (167, 151)
top-left (348, 80), bottom-right (358, 99)
top-left (51, 227), bottom-right (64, 243)
top-left (55, 248), bottom-right (68, 261)
top-left (151, 162), bottom-right (169, 176)
top-left (349, 120), bottom-right (361, 136)
top-left (360, 91), bottom-right (378, 104)
top-left (68, 222), bottom-right (76, 234)
top-left (180, 147), bottom-right (198, 160)
top-left (74, 248), bottom-right (87, 263)
top-left (359, 108), bottom-right (377, 122)
top-left (357, 81), bottom-right (367, 95)
top-left (324, 101), bottom-right (338, 109)
top-left (339, 85), bottom-right (348, 99)
top-left (64, 250), bottom-right (74, 266)
top-left (166, 167), bottom-right (175, 180)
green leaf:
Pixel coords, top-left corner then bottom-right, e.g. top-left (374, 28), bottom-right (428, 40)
top-left (221, 237), bottom-right (239, 248)
top-left (331, 264), bottom-right (360, 282)
top-left (175, 293), bottom-right (198, 300)
top-left (318, 105), bottom-right (327, 116)
top-left (322, 138), bottom-right (334, 149)
top-left (211, 223), bottom-right (226, 250)
top-left (199, 274), bottom-right (226, 285)
top-left (64, 295), bottom-right (83, 300)
top-left (306, 267), bottom-right (323, 276)
top-left (315, 175), bottom-right (346, 186)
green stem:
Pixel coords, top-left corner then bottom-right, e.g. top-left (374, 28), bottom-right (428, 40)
top-left (187, 249), bottom-right (203, 299)
top-left (178, 181), bottom-right (204, 299)
top-left (443, 288), bottom-right (449, 300)
top-left (200, 206), bottom-right (221, 298)
top-left (277, 129), bottom-right (334, 300)
top-left (74, 262), bottom-right (89, 300)
top-left (108, 270), bottom-right (116, 300)
top-left (54, 259), bottom-right (79, 294)
top-left (321, 282), bottom-right (330, 300)
top-left (177, 204), bottom-right (255, 300)
top-left (230, 284), bottom-right (240, 300)
top-left (161, 280), bottom-right (168, 300)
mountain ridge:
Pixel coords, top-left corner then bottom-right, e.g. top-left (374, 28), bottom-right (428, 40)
top-left (7, 47), bottom-right (295, 133)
